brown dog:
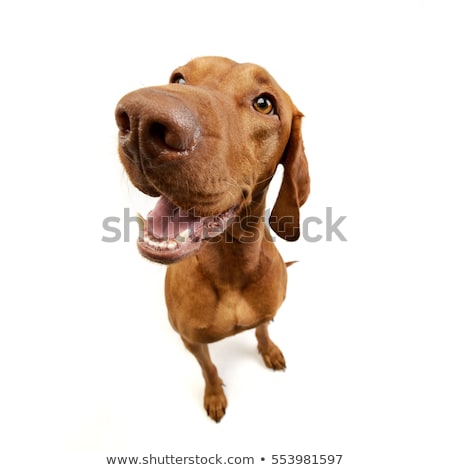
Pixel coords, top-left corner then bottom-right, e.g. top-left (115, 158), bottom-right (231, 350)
top-left (115, 56), bottom-right (310, 422)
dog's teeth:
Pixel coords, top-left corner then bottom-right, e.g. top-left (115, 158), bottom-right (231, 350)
top-left (144, 234), bottom-right (178, 251)
top-left (167, 240), bottom-right (178, 250)
top-left (176, 229), bottom-right (190, 242)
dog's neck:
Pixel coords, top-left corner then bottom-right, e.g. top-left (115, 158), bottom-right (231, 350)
top-left (197, 193), bottom-right (275, 286)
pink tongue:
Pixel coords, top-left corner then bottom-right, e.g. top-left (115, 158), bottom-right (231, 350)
top-left (147, 196), bottom-right (202, 240)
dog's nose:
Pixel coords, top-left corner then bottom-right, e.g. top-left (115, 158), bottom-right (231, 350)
top-left (115, 88), bottom-right (201, 163)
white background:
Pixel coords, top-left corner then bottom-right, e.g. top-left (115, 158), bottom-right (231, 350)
top-left (1, 1), bottom-right (449, 469)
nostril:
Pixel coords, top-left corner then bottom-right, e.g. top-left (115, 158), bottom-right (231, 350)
top-left (116, 111), bottom-right (131, 134)
top-left (148, 122), bottom-right (167, 144)
top-left (147, 122), bottom-right (193, 151)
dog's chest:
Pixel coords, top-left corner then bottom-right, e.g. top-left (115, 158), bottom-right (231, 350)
top-left (165, 255), bottom-right (286, 343)
top-left (192, 288), bottom-right (277, 342)
top-left (216, 290), bottom-right (263, 332)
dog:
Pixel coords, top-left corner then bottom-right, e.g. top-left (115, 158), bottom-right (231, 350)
top-left (115, 56), bottom-right (310, 421)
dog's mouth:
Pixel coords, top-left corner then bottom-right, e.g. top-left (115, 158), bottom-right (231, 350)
top-left (137, 196), bottom-right (237, 264)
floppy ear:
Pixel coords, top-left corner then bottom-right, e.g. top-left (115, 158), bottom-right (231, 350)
top-left (269, 110), bottom-right (310, 241)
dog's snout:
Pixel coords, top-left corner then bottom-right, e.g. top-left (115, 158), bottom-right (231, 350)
top-left (115, 89), bottom-right (201, 163)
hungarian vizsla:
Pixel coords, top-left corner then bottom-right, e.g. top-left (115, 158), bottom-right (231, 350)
top-left (115, 56), bottom-right (310, 422)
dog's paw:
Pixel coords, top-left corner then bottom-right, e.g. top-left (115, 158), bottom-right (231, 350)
top-left (204, 384), bottom-right (227, 422)
top-left (258, 342), bottom-right (286, 371)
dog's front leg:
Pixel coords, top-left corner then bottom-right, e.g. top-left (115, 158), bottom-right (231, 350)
top-left (182, 338), bottom-right (227, 422)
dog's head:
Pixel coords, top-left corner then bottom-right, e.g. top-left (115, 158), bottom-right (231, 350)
top-left (115, 56), bottom-right (310, 263)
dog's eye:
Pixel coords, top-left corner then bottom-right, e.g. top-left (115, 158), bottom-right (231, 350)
top-left (171, 74), bottom-right (186, 85)
top-left (253, 95), bottom-right (275, 115)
